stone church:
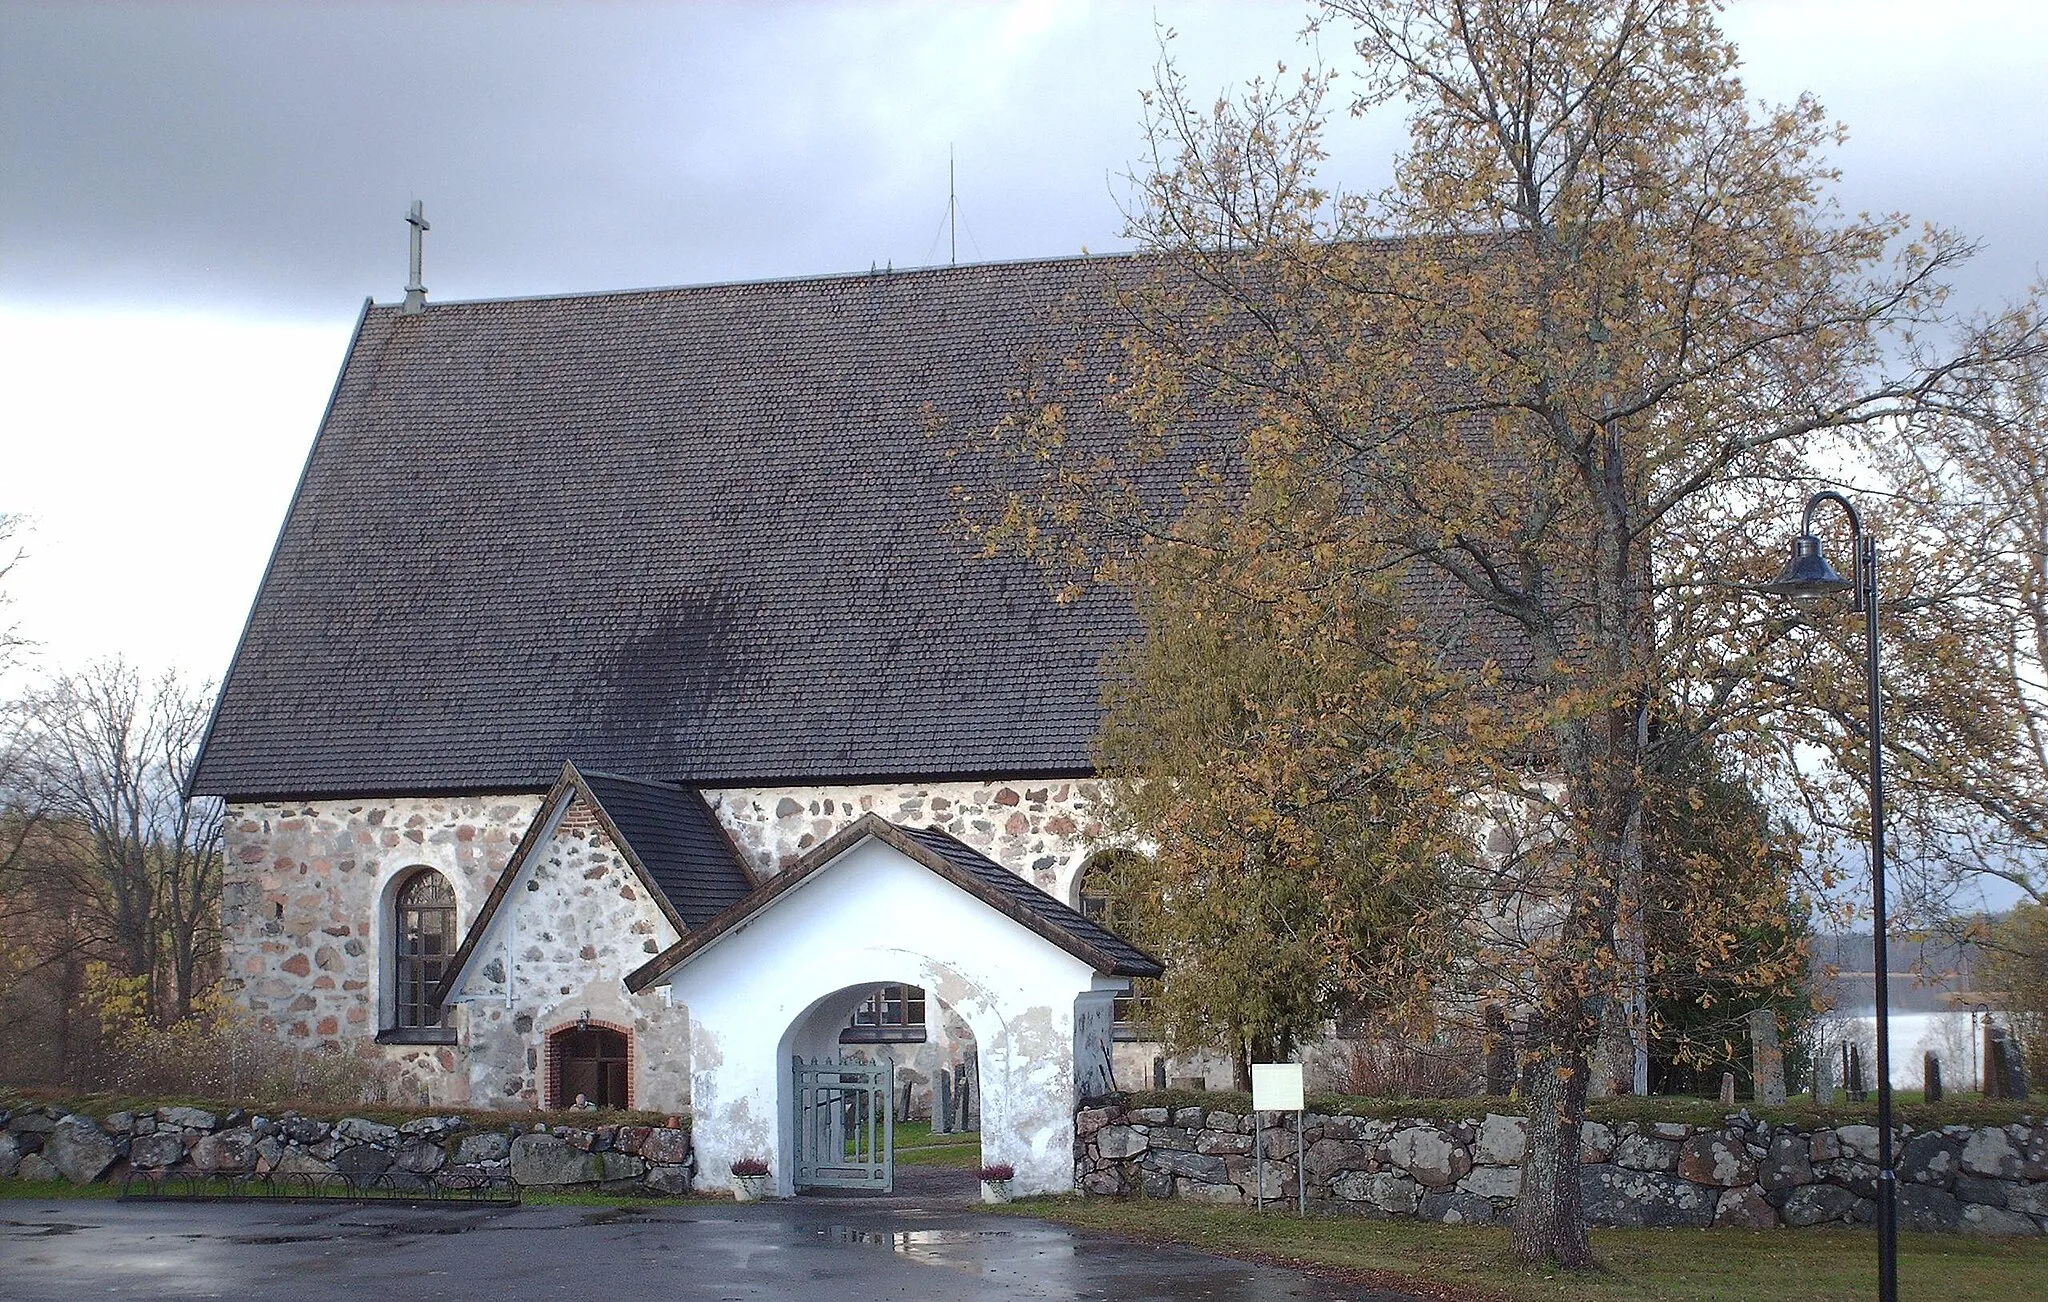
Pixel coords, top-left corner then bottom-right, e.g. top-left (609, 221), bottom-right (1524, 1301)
top-left (191, 254), bottom-right (1201, 1191)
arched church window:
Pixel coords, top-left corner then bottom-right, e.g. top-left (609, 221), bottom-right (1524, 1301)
top-left (841, 985), bottom-right (927, 1043)
top-left (549, 1022), bottom-right (630, 1109)
top-left (1074, 851), bottom-right (1153, 1040)
top-left (1074, 848), bottom-right (1147, 924)
top-left (393, 869), bottom-right (456, 1030)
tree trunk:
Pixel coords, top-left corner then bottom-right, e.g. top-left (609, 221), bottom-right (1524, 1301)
top-left (1512, 1028), bottom-right (1593, 1269)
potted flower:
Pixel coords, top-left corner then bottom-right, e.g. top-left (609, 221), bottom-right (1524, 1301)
top-left (730, 1156), bottom-right (771, 1202)
top-left (978, 1162), bottom-right (1014, 1205)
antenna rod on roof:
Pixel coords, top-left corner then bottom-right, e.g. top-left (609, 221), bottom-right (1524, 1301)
top-left (949, 146), bottom-right (957, 266)
top-left (402, 200), bottom-right (430, 315)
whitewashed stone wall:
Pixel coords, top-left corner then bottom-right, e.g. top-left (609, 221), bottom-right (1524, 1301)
top-left (451, 800), bottom-right (691, 1111)
top-left (659, 835), bottom-right (1106, 1197)
top-left (702, 779), bottom-right (1111, 899)
top-left (221, 795), bottom-right (543, 1103)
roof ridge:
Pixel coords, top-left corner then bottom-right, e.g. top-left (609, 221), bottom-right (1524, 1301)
top-left (576, 768), bottom-right (690, 794)
top-left (366, 249), bottom-right (1136, 314)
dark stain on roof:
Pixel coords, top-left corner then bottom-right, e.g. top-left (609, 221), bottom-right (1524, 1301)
top-left (193, 258), bottom-right (1162, 798)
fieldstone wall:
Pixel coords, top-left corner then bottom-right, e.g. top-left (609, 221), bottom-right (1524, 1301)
top-left (0, 1102), bottom-right (694, 1195)
top-left (703, 779), bottom-right (1112, 901)
top-left (1076, 1101), bottom-right (2048, 1235)
top-left (452, 799), bottom-right (691, 1111)
top-left (222, 794), bottom-right (544, 1101)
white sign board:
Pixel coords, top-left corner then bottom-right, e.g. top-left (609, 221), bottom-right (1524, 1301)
top-left (1251, 1062), bottom-right (1304, 1112)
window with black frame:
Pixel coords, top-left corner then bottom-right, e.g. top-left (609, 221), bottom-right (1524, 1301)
top-left (393, 869), bottom-right (456, 1030)
top-left (1075, 850), bottom-right (1153, 1040)
top-left (840, 984), bottom-right (927, 1043)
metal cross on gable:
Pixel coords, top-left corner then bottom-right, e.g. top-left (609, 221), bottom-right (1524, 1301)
top-left (402, 200), bottom-right (430, 315)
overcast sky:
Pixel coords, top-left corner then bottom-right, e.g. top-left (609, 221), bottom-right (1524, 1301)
top-left (2, 0), bottom-right (2045, 687)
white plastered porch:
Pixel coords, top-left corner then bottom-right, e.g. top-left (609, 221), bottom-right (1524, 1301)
top-left (651, 832), bottom-right (1125, 1197)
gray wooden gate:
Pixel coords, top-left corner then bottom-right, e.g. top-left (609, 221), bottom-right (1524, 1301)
top-left (792, 1057), bottom-right (893, 1192)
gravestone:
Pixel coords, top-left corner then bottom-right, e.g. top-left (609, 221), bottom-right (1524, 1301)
top-left (1719, 1071), bottom-right (1737, 1106)
top-left (1923, 1052), bottom-right (1943, 1103)
top-left (1845, 1043), bottom-right (1868, 1103)
top-left (1812, 1048), bottom-right (1835, 1105)
top-left (1986, 1026), bottom-right (2029, 1101)
top-left (1747, 1009), bottom-right (1788, 1106)
top-left (1152, 1056), bottom-right (1167, 1091)
top-left (934, 1070), bottom-right (952, 1135)
top-left (1484, 1004), bottom-right (1512, 1097)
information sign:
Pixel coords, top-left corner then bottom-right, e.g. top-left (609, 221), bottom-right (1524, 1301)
top-left (1251, 1062), bottom-right (1304, 1112)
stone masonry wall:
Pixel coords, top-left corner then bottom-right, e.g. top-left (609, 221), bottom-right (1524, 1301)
top-left (1076, 1101), bottom-right (2048, 1235)
top-left (703, 779), bottom-right (1113, 903)
top-left (0, 1101), bottom-right (695, 1195)
top-left (222, 795), bottom-right (544, 1102)
top-left (454, 799), bottom-right (691, 1111)
top-left (222, 780), bottom-right (1128, 1110)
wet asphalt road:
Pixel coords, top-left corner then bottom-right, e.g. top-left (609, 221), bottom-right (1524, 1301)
top-left (0, 1197), bottom-right (1421, 1301)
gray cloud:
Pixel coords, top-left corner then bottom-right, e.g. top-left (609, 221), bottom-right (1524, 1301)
top-left (1, 1), bottom-right (2040, 320)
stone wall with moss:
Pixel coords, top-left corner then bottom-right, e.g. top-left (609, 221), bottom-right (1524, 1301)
top-left (1076, 1097), bottom-right (2048, 1235)
top-left (0, 1100), bottom-right (694, 1195)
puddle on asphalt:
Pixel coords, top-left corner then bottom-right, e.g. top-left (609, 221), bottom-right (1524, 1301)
top-left (577, 1206), bottom-right (667, 1227)
top-left (814, 1225), bottom-right (1014, 1249)
top-left (1, 1222), bottom-right (87, 1237)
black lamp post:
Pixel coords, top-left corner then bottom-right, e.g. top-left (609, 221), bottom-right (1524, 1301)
top-left (1763, 490), bottom-right (1896, 1302)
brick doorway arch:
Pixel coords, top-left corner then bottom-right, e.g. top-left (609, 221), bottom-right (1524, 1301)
top-left (548, 1021), bottom-right (631, 1109)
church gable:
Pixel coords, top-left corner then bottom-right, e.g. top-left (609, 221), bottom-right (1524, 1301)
top-left (443, 769), bottom-right (715, 1110)
top-left (447, 792), bottom-right (681, 1007)
top-left (441, 762), bottom-right (751, 1005)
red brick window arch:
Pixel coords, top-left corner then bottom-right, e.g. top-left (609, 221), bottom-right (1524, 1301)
top-left (547, 1020), bottom-right (633, 1110)
top-left (393, 869), bottom-right (456, 1030)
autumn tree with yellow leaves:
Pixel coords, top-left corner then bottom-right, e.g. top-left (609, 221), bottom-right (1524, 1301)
top-left (966, 0), bottom-right (2048, 1268)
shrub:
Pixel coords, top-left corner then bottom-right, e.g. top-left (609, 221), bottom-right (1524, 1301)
top-left (70, 965), bottom-right (381, 1106)
top-left (1329, 1031), bottom-right (1481, 1100)
top-left (978, 1162), bottom-right (1014, 1181)
top-left (730, 1156), bottom-right (770, 1177)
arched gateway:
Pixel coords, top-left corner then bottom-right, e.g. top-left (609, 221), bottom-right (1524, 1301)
top-left (627, 815), bottom-right (1161, 1197)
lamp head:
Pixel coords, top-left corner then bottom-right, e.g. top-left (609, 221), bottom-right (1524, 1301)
top-left (1763, 533), bottom-right (1854, 598)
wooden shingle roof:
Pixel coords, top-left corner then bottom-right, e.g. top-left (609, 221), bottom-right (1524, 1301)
top-left (191, 257), bottom-right (1182, 798)
top-left (191, 252), bottom-right (1538, 800)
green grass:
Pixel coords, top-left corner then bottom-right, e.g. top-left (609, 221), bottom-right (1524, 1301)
top-left (0, 1178), bottom-right (124, 1201)
top-left (893, 1120), bottom-right (981, 1168)
top-left (516, 1188), bottom-right (709, 1207)
top-left (990, 1197), bottom-right (2048, 1302)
